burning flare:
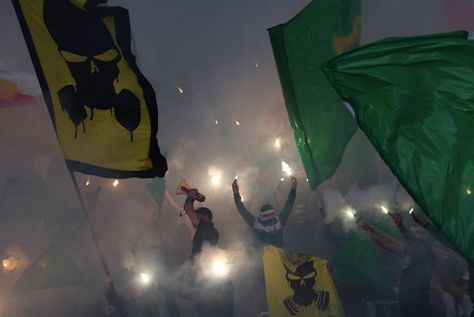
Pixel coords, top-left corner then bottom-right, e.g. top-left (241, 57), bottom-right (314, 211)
top-left (139, 272), bottom-right (152, 285)
top-left (274, 137), bottom-right (281, 149)
top-left (2, 256), bottom-right (17, 272)
top-left (208, 166), bottom-right (223, 187)
top-left (281, 161), bottom-right (292, 176)
top-left (379, 204), bottom-right (389, 214)
top-left (343, 207), bottom-right (356, 219)
top-left (210, 255), bottom-right (230, 279)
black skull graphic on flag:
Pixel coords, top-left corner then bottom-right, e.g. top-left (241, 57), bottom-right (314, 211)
top-left (43, 0), bottom-right (140, 140)
top-left (263, 246), bottom-right (345, 317)
top-left (12, 0), bottom-right (167, 178)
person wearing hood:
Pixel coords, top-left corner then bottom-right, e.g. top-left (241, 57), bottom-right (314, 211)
top-left (232, 176), bottom-right (297, 248)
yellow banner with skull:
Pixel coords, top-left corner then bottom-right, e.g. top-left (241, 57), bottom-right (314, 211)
top-left (12, 0), bottom-right (167, 178)
top-left (263, 246), bottom-right (345, 317)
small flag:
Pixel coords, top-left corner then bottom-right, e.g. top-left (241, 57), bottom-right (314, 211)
top-left (263, 245), bottom-right (345, 317)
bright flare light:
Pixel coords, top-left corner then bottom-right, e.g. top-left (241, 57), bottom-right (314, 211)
top-left (208, 166), bottom-right (223, 187)
top-left (280, 178), bottom-right (285, 182)
top-left (211, 175), bottom-right (221, 186)
top-left (235, 121), bottom-right (240, 126)
top-left (409, 207), bottom-right (414, 214)
top-left (344, 207), bottom-right (355, 219)
top-left (380, 205), bottom-right (389, 214)
top-left (281, 161), bottom-right (292, 176)
top-left (113, 179), bottom-right (119, 187)
top-left (139, 272), bottom-right (152, 285)
top-left (86, 179), bottom-right (90, 186)
top-left (211, 257), bottom-right (230, 278)
top-left (215, 120), bottom-right (219, 125)
top-left (2, 257), bottom-right (16, 271)
top-left (178, 86), bottom-right (184, 94)
top-left (274, 137), bottom-right (281, 149)
top-left (466, 188), bottom-right (472, 195)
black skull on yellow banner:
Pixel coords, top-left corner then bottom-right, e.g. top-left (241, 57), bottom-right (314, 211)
top-left (283, 261), bottom-right (330, 315)
top-left (263, 246), bottom-right (345, 317)
top-left (44, 0), bottom-right (140, 140)
top-left (12, 0), bottom-right (167, 178)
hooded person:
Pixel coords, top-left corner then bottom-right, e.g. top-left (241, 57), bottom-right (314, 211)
top-left (232, 176), bottom-right (297, 248)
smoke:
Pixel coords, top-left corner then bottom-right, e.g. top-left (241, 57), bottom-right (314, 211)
top-left (322, 181), bottom-right (401, 232)
top-left (0, 0), bottom-right (471, 316)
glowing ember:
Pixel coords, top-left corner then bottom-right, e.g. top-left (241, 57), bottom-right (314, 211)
top-left (281, 161), bottom-right (292, 176)
top-left (113, 179), bottom-right (119, 187)
top-left (2, 256), bottom-right (18, 271)
top-left (177, 86), bottom-right (184, 94)
top-left (235, 121), bottom-right (240, 126)
top-left (2, 259), bottom-right (12, 270)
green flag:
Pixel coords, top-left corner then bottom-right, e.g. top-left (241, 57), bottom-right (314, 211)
top-left (321, 31), bottom-right (474, 264)
top-left (14, 244), bottom-right (82, 291)
top-left (147, 177), bottom-right (166, 210)
top-left (332, 232), bottom-right (393, 299)
top-left (268, 0), bottom-right (361, 190)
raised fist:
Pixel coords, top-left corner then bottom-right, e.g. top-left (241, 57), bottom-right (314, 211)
top-left (232, 180), bottom-right (239, 193)
top-left (290, 176), bottom-right (297, 189)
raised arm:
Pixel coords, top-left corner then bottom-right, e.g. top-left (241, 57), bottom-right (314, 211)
top-left (232, 180), bottom-right (255, 227)
top-left (183, 189), bottom-right (200, 227)
top-left (357, 217), bottom-right (405, 259)
top-left (278, 176), bottom-right (297, 226)
top-left (411, 212), bottom-right (455, 250)
top-left (388, 212), bottom-right (416, 244)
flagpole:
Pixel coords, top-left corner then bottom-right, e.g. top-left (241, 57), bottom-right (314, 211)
top-left (67, 167), bottom-right (126, 317)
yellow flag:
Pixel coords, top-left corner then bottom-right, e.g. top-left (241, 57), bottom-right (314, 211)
top-left (12, 0), bottom-right (167, 178)
top-left (263, 246), bottom-right (345, 317)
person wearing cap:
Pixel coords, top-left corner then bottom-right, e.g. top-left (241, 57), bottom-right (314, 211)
top-left (232, 176), bottom-right (297, 248)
